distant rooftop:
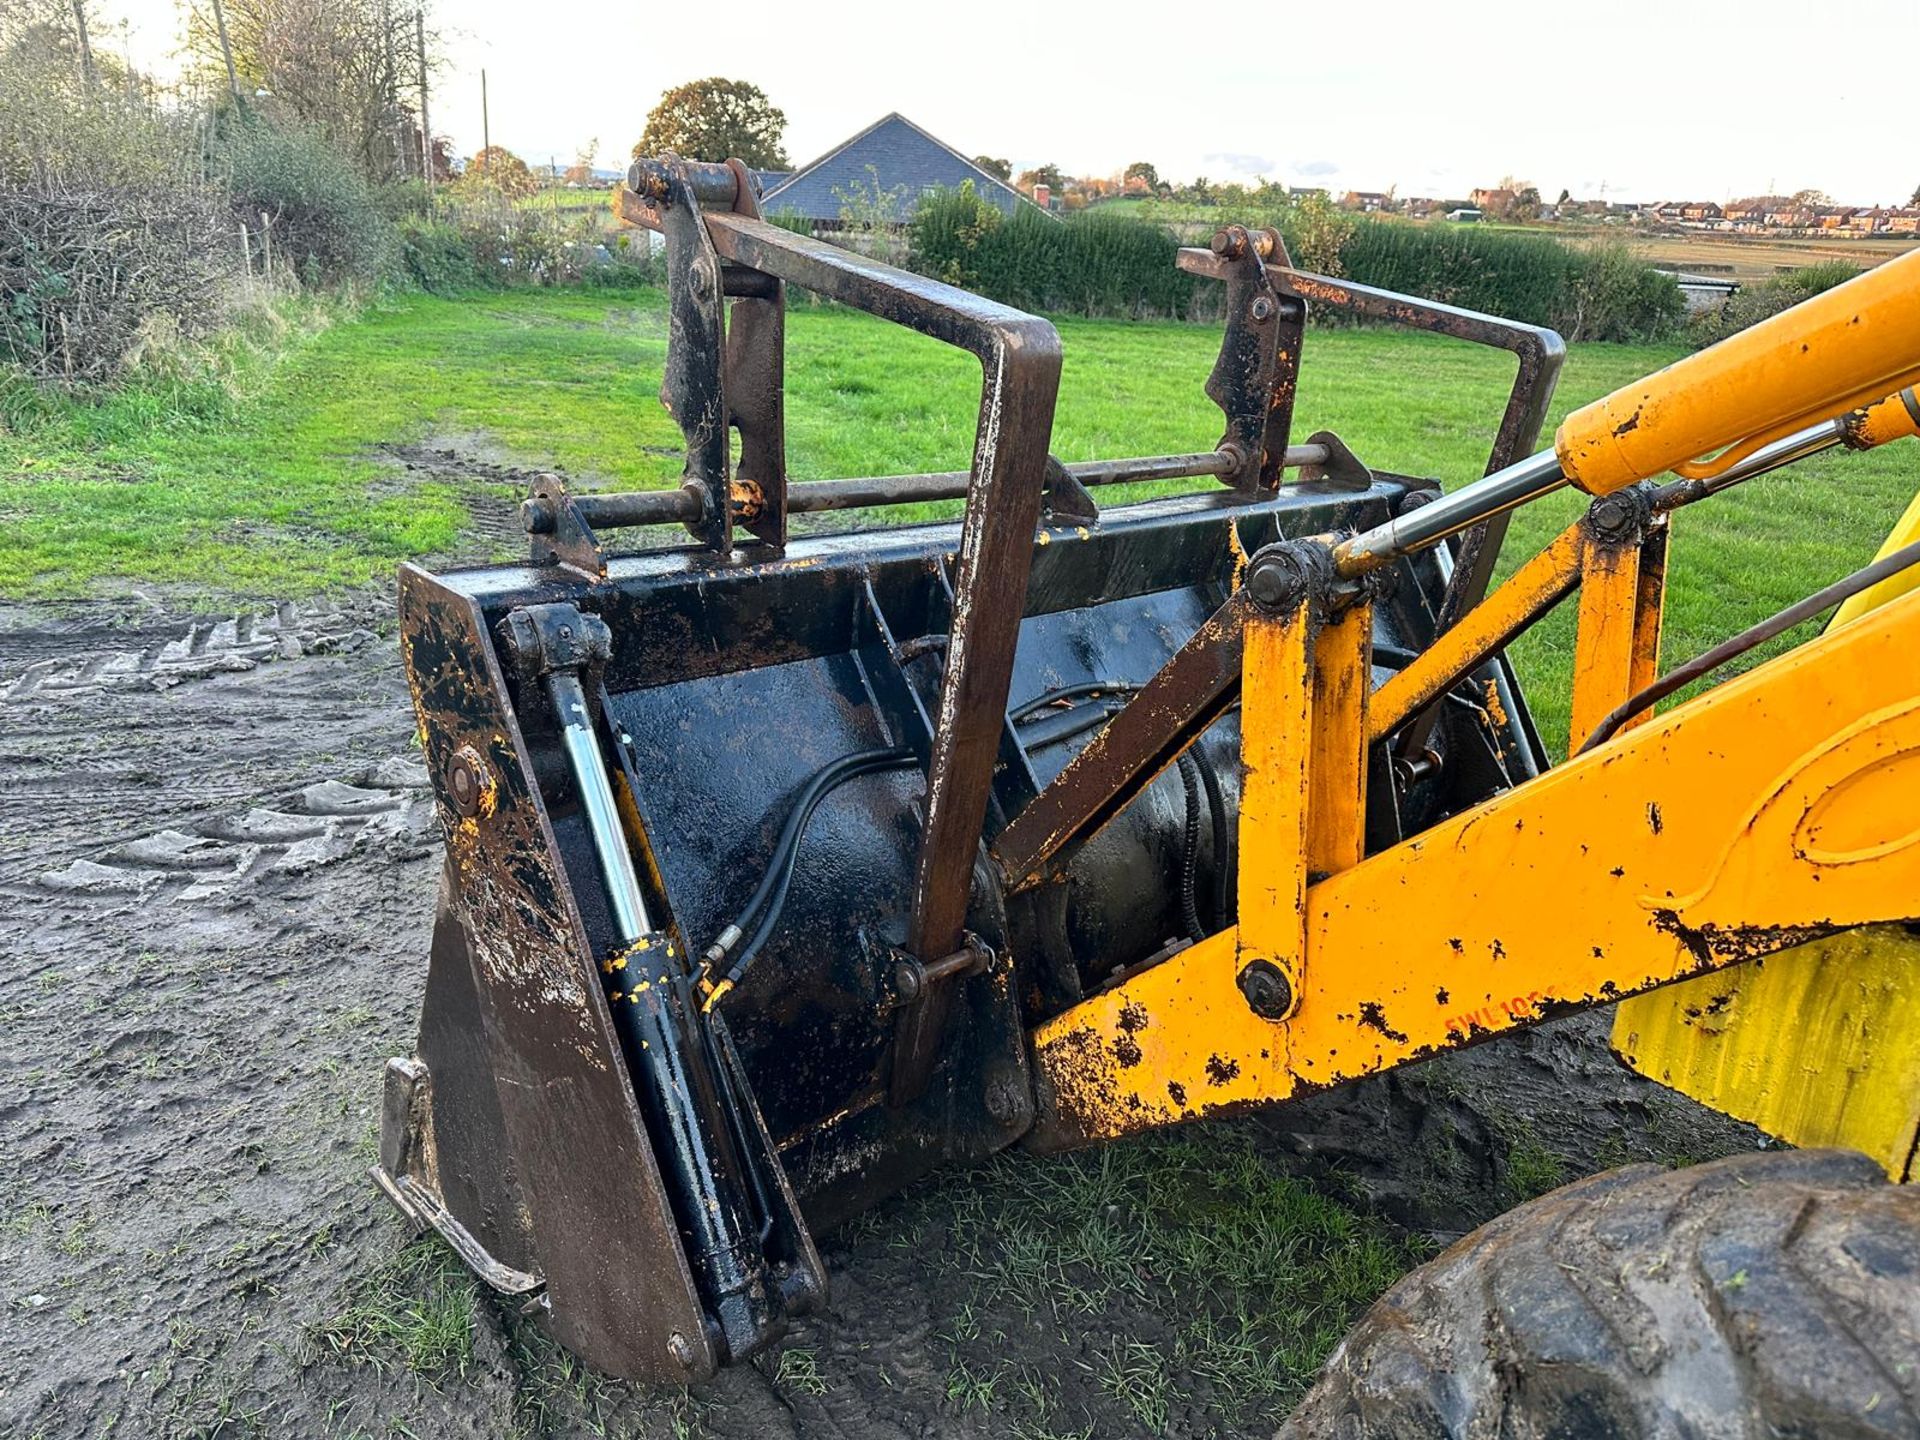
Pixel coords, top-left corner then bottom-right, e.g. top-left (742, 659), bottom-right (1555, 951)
top-left (759, 113), bottom-right (1037, 224)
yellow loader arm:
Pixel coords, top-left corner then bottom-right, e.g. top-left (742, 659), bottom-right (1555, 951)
top-left (1023, 254), bottom-right (1920, 1169)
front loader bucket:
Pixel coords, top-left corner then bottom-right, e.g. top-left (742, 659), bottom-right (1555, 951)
top-left (373, 154), bottom-right (1556, 1382)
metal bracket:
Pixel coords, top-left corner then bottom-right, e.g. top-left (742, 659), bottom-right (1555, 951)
top-left (1040, 455), bottom-right (1100, 526)
top-left (632, 154), bottom-right (733, 555)
top-left (1297, 430), bottom-right (1373, 490)
top-left (523, 473), bottom-right (609, 581)
top-left (1201, 225), bottom-right (1301, 491)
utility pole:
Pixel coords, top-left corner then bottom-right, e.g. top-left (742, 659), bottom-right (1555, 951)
top-left (71, 0), bottom-right (96, 90)
top-left (481, 68), bottom-right (489, 157)
top-left (209, 0), bottom-right (241, 101)
top-left (416, 10), bottom-right (433, 191)
top-left (382, 0), bottom-right (406, 178)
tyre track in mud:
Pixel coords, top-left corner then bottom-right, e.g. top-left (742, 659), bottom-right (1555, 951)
top-left (0, 603), bottom-right (1760, 1439)
top-left (0, 613), bottom-right (445, 1435)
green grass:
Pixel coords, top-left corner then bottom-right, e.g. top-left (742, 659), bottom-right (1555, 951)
top-left (4, 283), bottom-right (1913, 753)
top-left (906, 1125), bottom-right (1417, 1432)
top-left (310, 1240), bottom-right (478, 1379)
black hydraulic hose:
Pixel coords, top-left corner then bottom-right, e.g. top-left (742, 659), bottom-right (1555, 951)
top-left (1193, 741), bottom-right (1232, 932)
top-left (1174, 752), bottom-right (1206, 941)
top-left (1010, 680), bottom-right (1140, 723)
top-left (703, 747), bottom-right (918, 995)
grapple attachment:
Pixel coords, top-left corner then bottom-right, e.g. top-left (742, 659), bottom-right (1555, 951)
top-left (375, 154), bottom-right (1563, 1381)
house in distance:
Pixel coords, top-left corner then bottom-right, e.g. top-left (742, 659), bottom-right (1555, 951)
top-left (759, 113), bottom-right (1038, 229)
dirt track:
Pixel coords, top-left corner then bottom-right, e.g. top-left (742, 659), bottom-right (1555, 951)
top-left (0, 599), bottom-right (1757, 1439)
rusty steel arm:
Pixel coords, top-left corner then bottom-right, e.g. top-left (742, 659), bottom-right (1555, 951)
top-left (993, 591), bottom-right (1254, 892)
top-left (1178, 247), bottom-right (1566, 591)
top-left (1179, 246), bottom-right (1565, 759)
top-left (526, 446), bottom-right (1333, 532)
top-left (630, 158), bottom-right (1065, 1099)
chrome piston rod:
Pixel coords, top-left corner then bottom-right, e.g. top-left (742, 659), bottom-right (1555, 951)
top-left (1332, 415), bottom-right (1852, 580)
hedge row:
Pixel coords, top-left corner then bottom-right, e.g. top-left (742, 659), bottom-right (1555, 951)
top-left (905, 186), bottom-right (1686, 342)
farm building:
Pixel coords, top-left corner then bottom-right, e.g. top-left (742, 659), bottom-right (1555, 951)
top-left (758, 113), bottom-right (1036, 227)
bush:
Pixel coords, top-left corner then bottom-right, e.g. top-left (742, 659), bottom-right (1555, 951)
top-left (1336, 220), bottom-right (1577, 326)
top-left (216, 117), bottom-right (396, 285)
top-left (908, 189), bottom-right (1683, 339)
top-left (0, 30), bottom-right (243, 384)
top-left (1559, 237), bottom-right (1687, 343)
top-left (419, 197), bottom-right (659, 291)
top-left (910, 185), bottom-right (1197, 318)
top-left (398, 219), bottom-right (489, 294)
top-left (0, 184), bottom-right (239, 385)
top-left (1689, 261), bottom-right (1860, 347)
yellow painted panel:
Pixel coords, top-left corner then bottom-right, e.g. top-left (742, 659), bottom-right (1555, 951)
top-left (1615, 479), bottom-right (1920, 1178)
top-left (1613, 927), bottom-right (1919, 1179)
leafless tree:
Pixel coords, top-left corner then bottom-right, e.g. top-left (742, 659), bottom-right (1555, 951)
top-left (184, 0), bottom-right (441, 179)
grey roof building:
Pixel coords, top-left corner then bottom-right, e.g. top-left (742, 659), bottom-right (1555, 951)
top-left (759, 113), bottom-right (1036, 225)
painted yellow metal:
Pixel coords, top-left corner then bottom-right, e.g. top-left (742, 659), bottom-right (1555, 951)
top-left (1368, 524), bottom-right (1585, 741)
top-left (1555, 249), bottom-right (1920, 495)
top-left (1832, 487), bottom-right (1920, 628)
top-left (1844, 387), bottom-right (1920, 452)
top-left (1612, 926), bottom-right (1920, 1181)
top-left (1613, 467), bottom-right (1920, 1180)
top-left (1234, 601), bottom-right (1314, 1018)
top-left (1308, 602), bottom-right (1371, 876)
top-left (1028, 587), bottom-right (1920, 1152)
top-left (1567, 535), bottom-right (1644, 748)
top-left (1627, 520), bottom-right (1668, 727)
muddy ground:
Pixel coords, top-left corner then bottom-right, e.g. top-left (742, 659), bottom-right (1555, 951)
top-left (0, 594), bottom-right (1759, 1440)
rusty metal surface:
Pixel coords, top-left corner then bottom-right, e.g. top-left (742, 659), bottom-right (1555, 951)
top-left (394, 563), bottom-right (714, 1382)
top-left (628, 159), bottom-right (1068, 1100)
top-left (520, 448), bottom-right (1339, 537)
top-left (1201, 226), bottom-right (1298, 490)
top-left (718, 158), bottom-right (788, 549)
top-left (651, 166), bottom-right (731, 554)
top-left (993, 590), bottom-right (1254, 893)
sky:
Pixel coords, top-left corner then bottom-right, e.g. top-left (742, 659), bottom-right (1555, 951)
top-left (103, 0), bottom-right (1920, 205)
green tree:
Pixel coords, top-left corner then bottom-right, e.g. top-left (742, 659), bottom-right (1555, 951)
top-left (1124, 160), bottom-right (1159, 189)
top-left (1290, 190), bottom-right (1354, 275)
top-left (635, 77), bottom-right (787, 169)
top-left (972, 154), bottom-right (1011, 181)
top-left (1015, 162), bottom-right (1067, 194)
top-left (463, 144), bottom-right (535, 198)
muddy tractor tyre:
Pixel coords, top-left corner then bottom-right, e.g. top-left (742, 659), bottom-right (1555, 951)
top-left (1281, 1149), bottom-right (1920, 1439)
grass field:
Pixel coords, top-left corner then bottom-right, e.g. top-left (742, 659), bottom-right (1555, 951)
top-left (4, 284), bottom-right (1913, 750)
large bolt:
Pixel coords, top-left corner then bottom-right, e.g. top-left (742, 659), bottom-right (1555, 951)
top-left (1210, 226), bottom-right (1248, 261)
top-left (520, 497), bottom-right (557, 535)
top-left (1587, 484), bottom-right (1653, 547)
top-left (1249, 295), bottom-right (1276, 322)
top-left (984, 1069), bottom-right (1028, 1127)
top-left (1237, 960), bottom-right (1294, 1020)
top-left (666, 1331), bottom-right (697, 1369)
top-left (1245, 547), bottom-right (1308, 612)
top-left (444, 746), bottom-right (493, 818)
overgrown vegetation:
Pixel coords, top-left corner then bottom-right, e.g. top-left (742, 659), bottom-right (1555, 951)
top-left (911, 184), bottom-right (1197, 317)
top-left (910, 185), bottom-right (1686, 338)
top-left (0, 0), bottom-right (651, 402)
top-left (0, 16), bottom-right (244, 384)
top-left (1689, 258), bottom-right (1861, 345)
